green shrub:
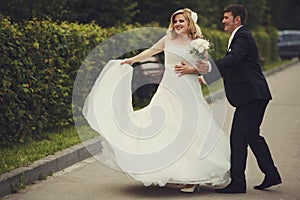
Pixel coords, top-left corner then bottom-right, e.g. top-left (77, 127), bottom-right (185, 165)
top-left (0, 17), bottom-right (139, 146)
top-left (202, 28), bottom-right (229, 59)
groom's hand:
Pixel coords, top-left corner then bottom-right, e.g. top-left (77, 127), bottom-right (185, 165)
top-left (174, 61), bottom-right (199, 76)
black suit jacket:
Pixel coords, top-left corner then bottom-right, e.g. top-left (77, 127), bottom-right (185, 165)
top-left (204, 26), bottom-right (272, 107)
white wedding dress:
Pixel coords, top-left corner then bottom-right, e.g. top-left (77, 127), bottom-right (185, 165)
top-left (83, 41), bottom-right (230, 187)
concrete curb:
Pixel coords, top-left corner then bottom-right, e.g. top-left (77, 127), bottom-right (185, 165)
top-left (0, 137), bottom-right (102, 197)
top-left (263, 59), bottom-right (299, 76)
top-left (0, 59), bottom-right (298, 198)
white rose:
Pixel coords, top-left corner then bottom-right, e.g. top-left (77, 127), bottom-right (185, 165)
top-left (197, 46), bottom-right (205, 53)
top-left (191, 39), bottom-right (209, 51)
top-left (191, 40), bottom-right (198, 49)
top-left (202, 40), bottom-right (209, 49)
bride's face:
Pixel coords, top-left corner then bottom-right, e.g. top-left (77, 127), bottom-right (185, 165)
top-left (172, 14), bottom-right (189, 36)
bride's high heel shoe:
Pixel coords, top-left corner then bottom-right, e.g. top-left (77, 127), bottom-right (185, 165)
top-left (180, 184), bottom-right (200, 193)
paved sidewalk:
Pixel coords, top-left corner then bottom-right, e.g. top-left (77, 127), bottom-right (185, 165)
top-left (2, 62), bottom-right (300, 200)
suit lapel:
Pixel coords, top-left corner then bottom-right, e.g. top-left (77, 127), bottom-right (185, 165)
top-left (226, 27), bottom-right (245, 55)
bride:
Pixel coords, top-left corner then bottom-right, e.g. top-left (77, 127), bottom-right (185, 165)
top-left (83, 8), bottom-right (230, 192)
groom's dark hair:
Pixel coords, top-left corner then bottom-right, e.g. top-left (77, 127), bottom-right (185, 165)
top-left (224, 4), bottom-right (248, 25)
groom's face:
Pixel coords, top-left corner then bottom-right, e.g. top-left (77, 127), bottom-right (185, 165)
top-left (222, 12), bottom-right (236, 34)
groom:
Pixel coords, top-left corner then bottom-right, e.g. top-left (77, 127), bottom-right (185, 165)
top-left (176, 4), bottom-right (282, 193)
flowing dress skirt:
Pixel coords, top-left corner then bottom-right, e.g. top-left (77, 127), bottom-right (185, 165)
top-left (83, 60), bottom-right (230, 186)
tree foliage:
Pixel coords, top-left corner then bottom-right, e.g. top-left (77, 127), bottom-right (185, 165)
top-left (1, 0), bottom-right (298, 30)
top-left (0, 0), bottom-right (138, 27)
top-left (269, 0), bottom-right (300, 30)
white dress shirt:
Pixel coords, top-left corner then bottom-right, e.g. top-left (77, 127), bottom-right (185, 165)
top-left (227, 25), bottom-right (243, 50)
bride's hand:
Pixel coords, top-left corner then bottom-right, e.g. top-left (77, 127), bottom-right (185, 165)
top-left (120, 58), bottom-right (132, 65)
top-left (198, 76), bottom-right (205, 85)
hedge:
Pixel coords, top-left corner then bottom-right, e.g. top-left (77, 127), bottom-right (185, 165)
top-left (0, 17), bottom-right (278, 146)
top-left (0, 17), bottom-right (138, 146)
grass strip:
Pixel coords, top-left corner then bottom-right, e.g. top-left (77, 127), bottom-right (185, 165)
top-left (0, 127), bottom-right (80, 174)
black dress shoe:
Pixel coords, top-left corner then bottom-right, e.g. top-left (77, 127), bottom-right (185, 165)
top-left (254, 175), bottom-right (282, 190)
top-left (215, 182), bottom-right (246, 194)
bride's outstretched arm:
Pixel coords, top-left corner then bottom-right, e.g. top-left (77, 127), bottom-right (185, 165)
top-left (121, 36), bottom-right (165, 65)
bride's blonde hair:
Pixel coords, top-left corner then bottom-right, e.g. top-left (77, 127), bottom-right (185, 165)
top-left (167, 8), bottom-right (203, 40)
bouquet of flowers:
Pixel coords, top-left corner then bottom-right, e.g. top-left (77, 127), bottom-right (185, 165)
top-left (190, 38), bottom-right (210, 61)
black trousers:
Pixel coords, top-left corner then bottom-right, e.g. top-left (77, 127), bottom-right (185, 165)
top-left (230, 100), bottom-right (277, 182)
